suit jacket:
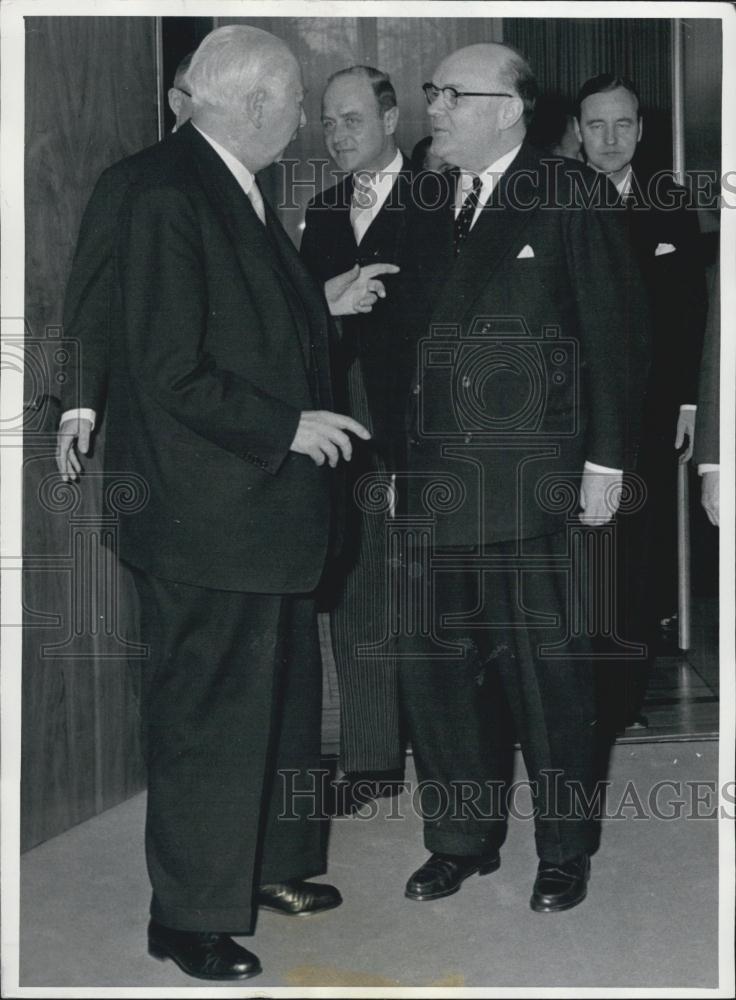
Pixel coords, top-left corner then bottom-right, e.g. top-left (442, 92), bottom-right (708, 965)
top-left (100, 122), bottom-right (334, 593)
top-left (625, 171), bottom-right (707, 430)
top-left (61, 148), bottom-right (154, 415)
top-left (694, 260), bottom-right (720, 467)
top-left (300, 161), bottom-right (413, 459)
top-left (394, 143), bottom-right (652, 548)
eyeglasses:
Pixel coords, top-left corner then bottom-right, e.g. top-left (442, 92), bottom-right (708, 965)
top-left (174, 87), bottom-right (192, 97)
top-left (422, 82), bottom-right (513, 109)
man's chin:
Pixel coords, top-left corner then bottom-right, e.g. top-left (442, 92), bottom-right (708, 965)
top-left (333, 151), bottom-right (358, 170)
top-left (431, 136), bottom-right (451, 160)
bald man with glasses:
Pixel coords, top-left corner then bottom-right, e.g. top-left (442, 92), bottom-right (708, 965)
top-left (392, 43), bottom-right (650, 913)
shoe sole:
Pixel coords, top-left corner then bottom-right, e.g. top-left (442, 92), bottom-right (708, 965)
top-left (529, 886), bottom-right (588, 913)
top-left (148, 941), bottom-right (262, 980)
top-left (256, 899), bottom-right (343, 917)
top-left (404, 857), bottom-right (501, 902)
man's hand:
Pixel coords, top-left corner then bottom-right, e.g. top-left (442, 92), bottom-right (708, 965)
top-left (675, 408), bottom-right (696, 463)
top-left (579, 467), bottom-right (623, 526)
top-left (701, 470), bottom-right (719, 527)
top-left (56, 418), bottom-right (94, 482)
top-left (290, 410), bottom-right (371, 467)
top-left (325, 262), bottom-right (400, 316)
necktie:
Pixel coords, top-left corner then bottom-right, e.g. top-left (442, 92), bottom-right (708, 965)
top-left (248, 181), bottom-right (266, 226)
top-left (350, 173), bottom-right (374, 245)
top-left (453, 175), bottom-right (482, 256)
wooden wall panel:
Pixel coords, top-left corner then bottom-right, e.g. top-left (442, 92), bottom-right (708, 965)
top-left (22, 16), bottom-right (157, 850)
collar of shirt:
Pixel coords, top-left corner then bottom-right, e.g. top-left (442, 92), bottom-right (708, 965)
top-left (615, 168), bottom-right (633, 198)
top-left (352, 150), bottom-right (404, 213)
top-left (193, 123), bottom-right (257, 198)
top-left (456, 143), bottom-right (523, 223)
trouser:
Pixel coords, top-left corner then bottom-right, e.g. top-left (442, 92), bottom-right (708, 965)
top-left (399, 532), bottom-right (598, 865)
top-left (325, 353), bottom-right (403, 773)
top-left (597, 437), bottom-right (679, 727)
top-left (131, 567), bottom-right (326, 932)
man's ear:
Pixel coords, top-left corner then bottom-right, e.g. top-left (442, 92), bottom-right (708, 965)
top-left (637, 115), bottom-right (644, 143)
top-left (573, 117), bottom-right (583, 144)
top-left (168, 87), bottom-right (183, 118)
top-left (246, 88), bottom-right (267, 128)
top-left (499, 96), bottom-right (524, 131)
top-left (383, 106), bottom-right (399, 136)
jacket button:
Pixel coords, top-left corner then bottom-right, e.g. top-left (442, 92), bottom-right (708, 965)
top-left (464, 433), bottom-right (473, 444)
top-left (412, 384), bottom-right (421, 395)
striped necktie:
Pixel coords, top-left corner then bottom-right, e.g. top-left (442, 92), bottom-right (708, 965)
top-left (350, 173), bottom-right (374, 245)
top-left (454, 175), bottom-right (482, 256)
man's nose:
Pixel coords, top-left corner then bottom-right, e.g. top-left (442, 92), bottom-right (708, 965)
top-left (332, 121), bottom-right (350, 144)
top-left (427, 97), bottom-right (444, 118)
top-left (604, 126), bottom-right (616, 145)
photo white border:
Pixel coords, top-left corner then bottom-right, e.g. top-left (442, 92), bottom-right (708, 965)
top-left (1, 1), bottom-right (734, 997)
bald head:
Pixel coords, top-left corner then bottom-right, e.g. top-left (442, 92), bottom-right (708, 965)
top-left (427, 42), bottom-right (536, 172)
top-left (187, 25), bottom-right (306, 173)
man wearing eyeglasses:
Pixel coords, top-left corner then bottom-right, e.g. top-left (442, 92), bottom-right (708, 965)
top-left (394, 43), bottom-right (650, 913)
top-left (300, 66), bottom-right (414, 805)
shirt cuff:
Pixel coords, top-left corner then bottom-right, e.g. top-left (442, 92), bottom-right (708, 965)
top-left (60, 408), bottom-right (96, 431)
top-left (680, 404), bottom-right (697, 412)
top-left (584, 461), bottom-right (622, 475)
top-left (697, 464), bottom-right (719, 475)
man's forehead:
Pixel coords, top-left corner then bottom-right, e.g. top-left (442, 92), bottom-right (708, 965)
top-left (581, 88), bottom-right (639, 118)
top-left (434, 51), bottom-right (503, 89)
top-left (323, 75), bottom-right (374, 110)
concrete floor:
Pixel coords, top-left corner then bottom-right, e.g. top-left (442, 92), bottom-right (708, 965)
top-left (15, 740), bottom-right (722, 992)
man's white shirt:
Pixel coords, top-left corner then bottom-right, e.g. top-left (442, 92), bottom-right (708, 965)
top-left (350, 150), bottom-right (404, 245)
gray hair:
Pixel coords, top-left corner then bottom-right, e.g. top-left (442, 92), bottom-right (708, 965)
top-left (186, 25), bottom-right (294, 109)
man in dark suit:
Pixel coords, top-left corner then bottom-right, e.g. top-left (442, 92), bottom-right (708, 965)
top-left (575, 74), bottom-right (708, 728)
top-left (695, 259), bottom-right (720, 526)
top-left (60, 25), bottom-right (384, 981)
top-left (393, 43), bottom-right (650, 913)
top-left (56, 50), bottom-right (194, 476)
top-left (300, 66), bottom-right (412, 789)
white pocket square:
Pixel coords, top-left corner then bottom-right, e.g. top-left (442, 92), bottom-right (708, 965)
top-left (655, 242), bottom-right (676, 256)
top-left (517, 245), bottom-right (535, 259)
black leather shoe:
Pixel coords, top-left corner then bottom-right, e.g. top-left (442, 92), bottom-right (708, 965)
top-left (256, 879), bottom-right (342, 916)
top-left (147, 920), bottom-right (261, 981)
top-left (405, 851), bottom-right (500, 901)
top-left (530, 854), bottom-right (590, 913)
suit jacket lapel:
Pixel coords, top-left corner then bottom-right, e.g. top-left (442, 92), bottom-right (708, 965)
top-left (358, 166), bottom-right (412, 261)
top-left (181, 124), bottom-right (327, 384)
top-left (431, 144), bottom-right (540, 325)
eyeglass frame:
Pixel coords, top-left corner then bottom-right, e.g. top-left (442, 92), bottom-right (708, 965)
top-left (422, 82), bottom-right (514, 108)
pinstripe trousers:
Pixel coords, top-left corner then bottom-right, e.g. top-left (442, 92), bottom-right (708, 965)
top-left (328, 355), bottom-right (403, 773)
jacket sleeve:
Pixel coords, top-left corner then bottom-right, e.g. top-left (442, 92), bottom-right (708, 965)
top-left (118, 182), bottom-right (301, 475)
top-left (60, 164), bottom-right (128, 415)
top-left (565, 201), bottom-right (652, 471)
top-left (693, 261), bottom-right (720, 467)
